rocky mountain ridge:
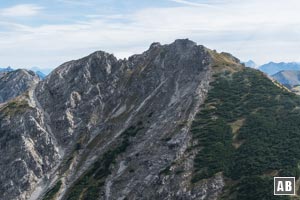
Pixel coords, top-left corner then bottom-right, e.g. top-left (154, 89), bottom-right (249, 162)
top-left (1, 39), bottom-right (299, 200)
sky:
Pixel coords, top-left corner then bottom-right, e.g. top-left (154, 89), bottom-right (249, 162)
top-left (1, 0), bottom-right (300, 70)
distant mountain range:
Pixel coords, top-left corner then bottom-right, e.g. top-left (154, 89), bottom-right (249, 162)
top-left (243, 60), bottom-right (300, 75)
top-left (259, 62), bottom-right (300, 75)
top-left (242, 61), bottom-right (300, 93)
top-left (272, 70), bottom-right (300, 88)
top-left (0, 67), bottom-right (14, 72)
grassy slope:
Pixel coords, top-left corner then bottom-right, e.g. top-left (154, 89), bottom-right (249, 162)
top-left (191, 63), bottom-right (300, 199)
top-left (0, 98), bottom-right (30, 116)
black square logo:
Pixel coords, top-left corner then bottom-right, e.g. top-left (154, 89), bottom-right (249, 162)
top-left (274, 177), bottom-right (295, 195)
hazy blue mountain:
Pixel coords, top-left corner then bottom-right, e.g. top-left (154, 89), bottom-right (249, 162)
top-left (272, 70), bottom-right (300, 89)
top-left (259, 62), bottom-right (300, 75)
top-left (30, 67), bottom-right (52, 75)
top-left (242, 60), bottom-right (257, 68)
top-left (35, 71), bottom-right (46, 79)
top-left (0, 66), bottom-right (14, 72)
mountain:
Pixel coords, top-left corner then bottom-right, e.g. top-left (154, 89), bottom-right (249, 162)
top-left (0, 69), bottom-right (40, 103)
top-left (259, 61), bottom-right (300, 75)
top-left (30, 67), bottom-right (53, 76)
top-left (242, 60), bottom-right (257, 68)
top-left (35, 71), bottom-right (46, 79)
top-left (272, 70), bottom-right (300, 89)
top-left (1, 39), bottom-right (300, 200)
top-left (0, 66), bottom-right (14, 72)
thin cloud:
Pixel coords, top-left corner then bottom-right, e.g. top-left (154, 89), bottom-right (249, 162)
top-left (56, 0), bottom-right (94, 6)
top-left (169, 0), bottom-right (215, 7)
top-left (1, 4), bottom-right (43, 17)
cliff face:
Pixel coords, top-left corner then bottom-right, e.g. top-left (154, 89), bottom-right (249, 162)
top-left (3, 39), bottom-right (296, 200)
top-left (0, 69), bottom-right (40, 103)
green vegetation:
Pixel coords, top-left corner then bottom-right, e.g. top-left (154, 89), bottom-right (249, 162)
top-left (191, 118), bottom-right (234, 182)
top-left (191, 68), bottom-right (300, 199)
top-left (0, 99), bottom-right (29, 116)
top-left (64, 121), bottom-right (144, 200)
top-left (42, 180), bottom-right (62, 200)
top-left (236, 176), bottom-right (289, 200)
top-left (160, 165), bottom-right (171, 175)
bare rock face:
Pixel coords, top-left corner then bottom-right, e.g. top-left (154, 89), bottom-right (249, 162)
top-left (0, 98), bottom-right (61, 200)
top-left (0, 69), bottom-right (40, 103)
top-left (0, 39), bottom-right (231, 200)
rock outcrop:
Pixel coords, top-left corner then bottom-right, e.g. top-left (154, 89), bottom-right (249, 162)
top-left (0, 69), bottom-right (40, 103)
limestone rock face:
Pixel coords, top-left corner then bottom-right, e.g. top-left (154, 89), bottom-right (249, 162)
top-left (0, 69), bottom-right (40, 103)
top-left (0, 39), bottom-right (229, 200)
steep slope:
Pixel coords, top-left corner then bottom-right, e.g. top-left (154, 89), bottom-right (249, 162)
top-left (1, 39), bottom-right (300, 200)
top-left (272, 70), bottom-right (300, 89)
top-left (0, 69), bottom-right (40, 103)
top-left (190, 67), bottom-right (300, 200)
top-left (259, 62), bottom-right (300, 75)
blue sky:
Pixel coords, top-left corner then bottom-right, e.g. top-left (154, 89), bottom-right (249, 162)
top-left (1, 0), bottom-right (300, 70)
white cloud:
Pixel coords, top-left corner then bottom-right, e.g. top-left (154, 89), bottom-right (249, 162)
top-left (1, 0), bottom-right (300, 68)
top-left (1, 4), bottom-right (43, 17)
top-left (56, 0), bottom-right (93, 6)
top-left (169, 0), bottom-right (215, 7)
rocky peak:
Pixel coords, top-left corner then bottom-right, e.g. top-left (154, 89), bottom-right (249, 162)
top-left (0, 69), bottom-right (40, 103)
top-left (173, 38), bottom-right (197, 48)
top-left (149, 42), bottom-right (161, 49)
